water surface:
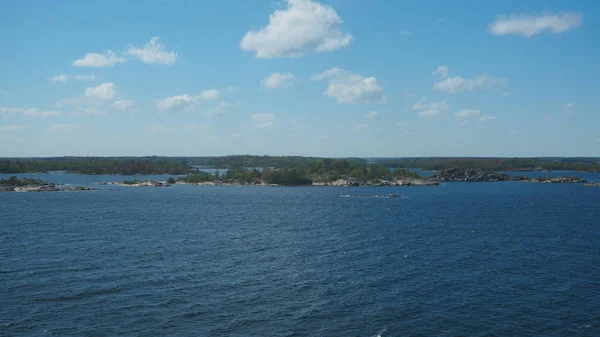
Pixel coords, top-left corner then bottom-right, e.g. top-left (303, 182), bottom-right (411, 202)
top-left (2, 174), bottom-right (600, 336)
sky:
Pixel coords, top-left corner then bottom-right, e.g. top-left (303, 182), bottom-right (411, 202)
top-left (0, 0), bottom-right (599, 157)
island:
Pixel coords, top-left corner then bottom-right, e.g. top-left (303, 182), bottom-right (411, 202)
top-left (0, 176), bottom-right (98, 192)
top-left (1, 156), bottom-right (598, 190)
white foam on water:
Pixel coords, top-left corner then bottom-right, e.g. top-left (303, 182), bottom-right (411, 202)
top-left (374, 326), bottom-right (387, 337)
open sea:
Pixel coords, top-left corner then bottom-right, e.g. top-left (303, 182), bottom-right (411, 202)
top-left (2, 172), bottom-right (600, 336)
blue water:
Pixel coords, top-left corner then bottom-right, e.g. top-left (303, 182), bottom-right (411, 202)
top-left (2, 174), bottom-right (600, 336)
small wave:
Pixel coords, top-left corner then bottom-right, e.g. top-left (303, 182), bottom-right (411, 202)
top-left (374, 326), bottom-right (387, 337)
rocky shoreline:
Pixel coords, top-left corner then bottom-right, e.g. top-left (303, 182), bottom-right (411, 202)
top-left (430, 168), bottom-right (530, 182)
top-left (2, 184), bottom-right (99, 192)
top-left (3, 169), bottom-right (595, 192)
top-left (96, 180), bottom-right (170, 187)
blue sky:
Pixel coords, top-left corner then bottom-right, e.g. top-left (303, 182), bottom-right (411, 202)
top-left (0, 0), bottom-right (598, 157)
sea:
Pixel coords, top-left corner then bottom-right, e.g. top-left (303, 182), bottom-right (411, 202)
top-left (1, 172), bottom-right (600, 336)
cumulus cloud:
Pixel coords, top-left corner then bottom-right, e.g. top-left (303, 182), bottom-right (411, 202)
top-left (312, 68), bottom-right (386, 104)
top-left (156, 94), bottom-right (198, 111)
top-left (479, 115), bottom-right (496, 122)
top-left (125, 37), bottom-right (178, 65)
top-left (433, 66), bottom-right (505, 93)
top-left (564, 102), bottom-right (575, 116)
top-left (262, 72), bottom-right (296, 89)
top-left (196, 89), bottom-right (220, 101)
top-left (46, 124), bottom-right (83, 132)
top-left (73, 50), bottom-right (125, 67)
top-left (203, 101), bottom-right (241, 116)
top-left (49, 74), bottom-right (95, 83)
top-left (112, 100), bottom-right (138, 112)
top-left (488, 12), bottom-right (582, 37)
top-left (240, 0), bottom-right (353, 58)
top-left (433, 66), bottom-right (506, 94)
top-left (85, 82), bottom-right (116, 101)
top-left (365, 110), bottom-right (378, 118)
top-left (432, 65), bottom-right (449, 78)
top-left (454, 109), bottom-right (480, 118)
top-left (412, 98), bottom-right (448, 117)
top-left (0, 106), bottom-right (62, 117)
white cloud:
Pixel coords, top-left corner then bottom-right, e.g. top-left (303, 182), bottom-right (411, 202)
top-left (50, 74), bottom-right (68, 83)
top-left (432, 65), bottom-right (449, 78)
top-left (203, 101), bottom-right (242, 116)
top-left (412, 98), bottom-right (448, 117)
top-left (227, 86), bottom-right (236, 92)
top-left (454, 109), bottom-right (480, 118)
top-left (70, 106), bottom-right (106, 116)
top-left (49, 74), bottom-right (95, 83)
top-left (252, 113), bottom-right (276, 122)
top-left (112, 100), bottom-right (138, 112)
top-left (126, 37), bottom-right (178, 65)
top-left (232, 133), bottom-right (242, 140)
top-left (508, 129), bottom-right (518, 135)
top-left (46, 124), bottom-right (83, 132)
top-left (312, 68), bottom-right (386, 104)
top-left (564, 102), bottom-right (575, 116)
top-left (460, 120), bottom-right (470, 126)
top-left (85, 82), bottom-right (116, 101)
top-left (262, 72), bottom-right (296, 89)
top-left (240, 0), bottom-right (353, 58)
top-left (479, 115), bottom-right (496, 122)
top-left (365, 110), bottom-right (378, 118)
top-left (432, 66), bottom-right (505, 93)
top-left (196, 89), bottom-right (220, 101)
top-left (0, 125), bottom-right (28, 132)
top-left (502, 91), bottom-right (510, 96)
top-left (73, 50), bottom-right (125, 67)
top-left (489, 12), bottom-right (582, 37)
top-left (0, 106), bottom-right (62, 117)
top-left (156, 94), bottom-right (198, 111)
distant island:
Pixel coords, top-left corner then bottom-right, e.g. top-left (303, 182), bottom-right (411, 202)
top-left (1, 156), bottom-right (599, 175)
top-left (1, 156), bottom-right (598, 191)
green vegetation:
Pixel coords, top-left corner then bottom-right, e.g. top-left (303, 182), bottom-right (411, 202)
top-left (1, 156), bottom-right (598, 177)
top-left (122, 179), bottom-right (140, 185)
top-left (175, 159), bottom-right (419, 186)
top-left (0, 176), bottom-right (48, 186)
top-left (373, 157), bottom-right (600, 172)
top-left (0, 157), bottom-right (189, 175)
